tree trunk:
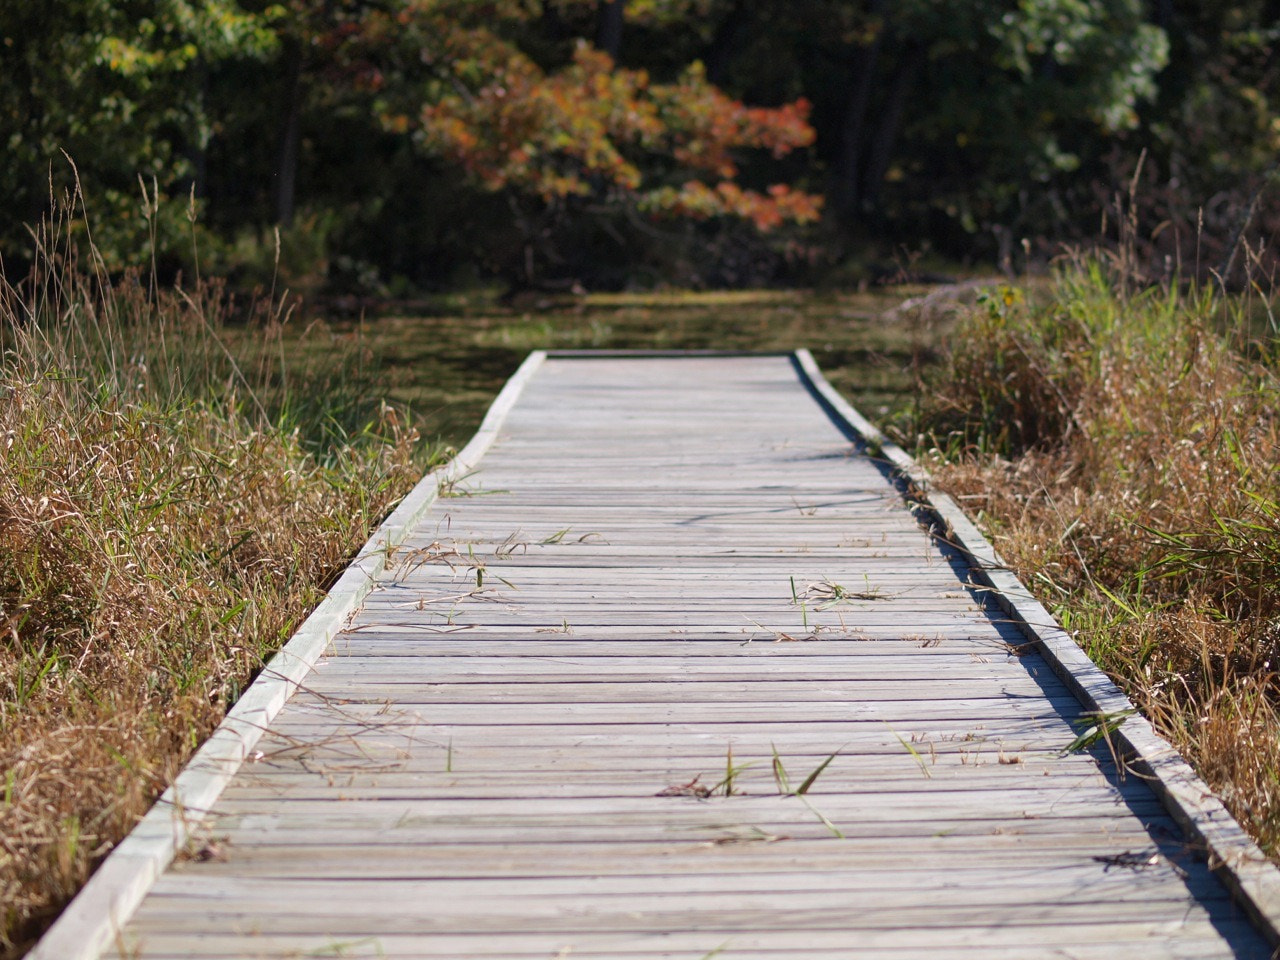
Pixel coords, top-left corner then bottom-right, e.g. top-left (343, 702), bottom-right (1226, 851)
top-left (705, 2), bottom-right (745, 86)
top-left (596, 0), bottom-right (626, 60)
top-left (187, 56), bottom-right (209, 200)
top-left (833, 1), bottom-right (884, 220)
top-left (274, 36), bottom-right (304, 228)
top-left (860, 42), bottom-right (924, 210)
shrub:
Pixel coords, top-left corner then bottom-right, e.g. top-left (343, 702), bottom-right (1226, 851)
top-left (915, 258), bottom-right (1280, 852)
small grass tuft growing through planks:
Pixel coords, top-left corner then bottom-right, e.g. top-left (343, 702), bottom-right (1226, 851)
top-left (709, 745), bottom-right (755, 797)
top-left (0, 193), bottom-right (438, 955)
top-left (913, 253), bottom-right (1280, 854)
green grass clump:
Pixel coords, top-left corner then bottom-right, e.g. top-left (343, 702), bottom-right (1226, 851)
top-left (915, 257), bottom-right (1280, 853)
top-left (0, 209), bottom-right (431, 956)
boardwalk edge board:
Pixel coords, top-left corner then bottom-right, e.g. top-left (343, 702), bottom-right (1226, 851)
top-left (27, 353), bottom-right (550, 960)
top-left (794, 346), bottom-right (1280, 946)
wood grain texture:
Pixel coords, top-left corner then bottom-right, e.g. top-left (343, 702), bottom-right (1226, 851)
top-left (108, 354), bottom-right (1272, 959)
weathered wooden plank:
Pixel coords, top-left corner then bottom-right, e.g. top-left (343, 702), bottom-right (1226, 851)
top-left (211, 781), bottom-right (1132, 805)
top-left (258, 700), bottom-right (1087, 729)
top-left (228, 744), bottom-right (1106, 773)
top-left (241, 725), bottom-right (1131, 761)
top-left (204, 797), bottom-right (1170, 830)
top-left (213, 749), bottom-right (1111, 782)
top-left (158, 837), bottom-right (1191, 882)
top-left (115, 932), bottom-right (1263, 960)
top-left (311, 665), bottom-right (1049, 683)
top-left (122, 898), bottom-right (1242, 940)
top-left (289, 685), bottom-right (1069, 708)
top-left (131, 876), bottom-right (1222, 922)
top-left (191, 816), bottom-right (1181, 847)
top-left (240, 743), bottom-right (1095, 777)
top-left (324, 634), bottom-right (1027, 651)
top-left (344, 614), bottom-right (1000, 632)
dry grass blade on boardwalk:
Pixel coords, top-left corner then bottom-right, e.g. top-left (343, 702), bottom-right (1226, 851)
top-left (35, 353), bottom-right (1280, 960)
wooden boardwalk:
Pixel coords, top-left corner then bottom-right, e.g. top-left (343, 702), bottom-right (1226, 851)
top-left (43, 353), bottom-right (1280, 958)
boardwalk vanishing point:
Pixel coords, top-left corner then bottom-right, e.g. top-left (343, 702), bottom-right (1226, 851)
top-left (33, 351), bottom-right (1280, 959)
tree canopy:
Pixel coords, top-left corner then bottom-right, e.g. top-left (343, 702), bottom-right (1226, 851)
top-left (2, 0), bottom-right (1275, 289)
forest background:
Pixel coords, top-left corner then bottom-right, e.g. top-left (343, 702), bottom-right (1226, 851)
top-left (5, 0), bottom-right (1279, 296)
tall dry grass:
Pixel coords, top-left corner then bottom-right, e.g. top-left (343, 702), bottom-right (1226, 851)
top-left (914, 255), bottom-right (1280, 854)
top-left (0, 200), bottom-right (430, 956)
